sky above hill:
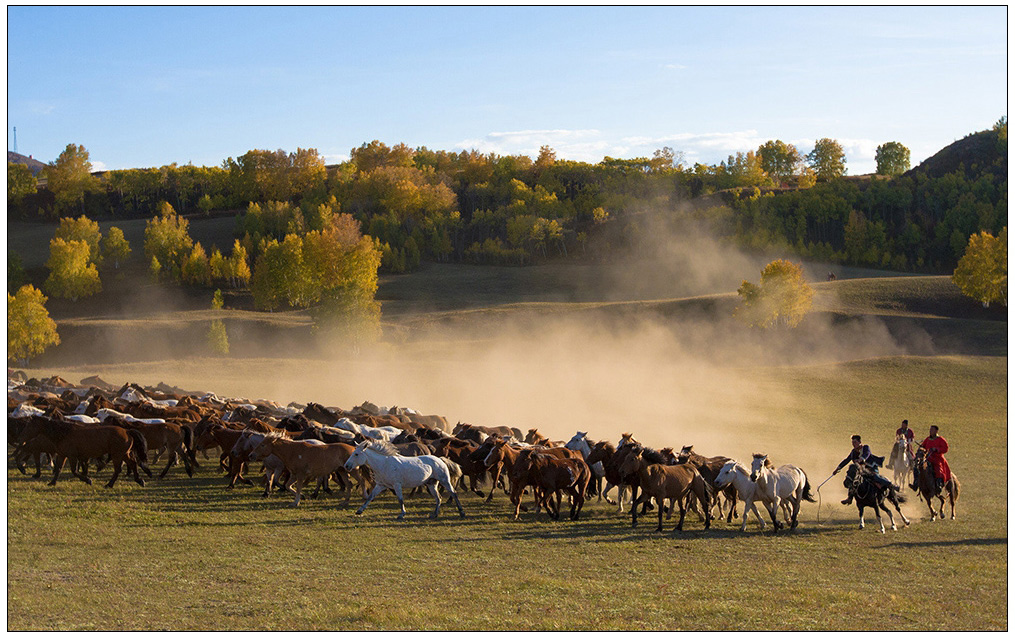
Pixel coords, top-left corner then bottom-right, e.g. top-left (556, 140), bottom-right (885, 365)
top-left (6, 6), bottom-right (1008, 174)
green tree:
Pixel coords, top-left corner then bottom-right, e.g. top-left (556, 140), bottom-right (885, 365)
top-left (211, 289), bottom-right (225, 310)
top-left (207, 319), bottom-right (229, 355)
top-left (875, 142), bottom-right (911, 176)
top-left (8, 254), bottom-right (30, 292)
top-left (44, 238), bottom-right (102, 300)
top-left (757, 140), bottom-right (802, 185)
top-left (8, 162), bottom-right (37, 205)
top-left (100, 226), bottom-right (131, 269)
top-left (181, 242), bottom-right (212, 286)
top-left (806, 138), bottom-right (847, 180)
top-left (54, 215), bottom-right (103, 264)
top-left (45, 143), bottom-right (99, 214)
top-left (8, 284), bottom-right (60, 365)
top-left (952, 227), bottom-right (1007, 307)
top-left (735, 259), bottom-right (814, 328)
top-left (144, 202), bottom-right (194, 281)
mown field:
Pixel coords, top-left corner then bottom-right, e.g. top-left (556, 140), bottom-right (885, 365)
top-left (6, 244), bottom-right (1008, 630)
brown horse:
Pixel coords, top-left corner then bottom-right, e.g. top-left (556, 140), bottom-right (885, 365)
top-left (431, 437), bottom-right (489, 497)
top-left (100, 415), bottom-right (196, 478)
top-left (524, 452), bottom-right (591, 520)
top-left (585, 440), bottom-right (634, 512)
top-left (250, 434), bottom-right (366, 507)
top-left (483, 440), bottom-right (583, 519)
top-left (911, 448), bottom-right (960, 520)
top-left (676, 445), bottom-right (739, 522)
top-left (19, 415), bottom-right (148, 488)
top-left (619, 448), bottom-right (711, 532)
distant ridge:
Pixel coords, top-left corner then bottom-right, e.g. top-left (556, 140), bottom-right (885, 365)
top-left (906, 128), bottom-right (1005, 179)
top-left (8, 150), bottom-right (46, 175)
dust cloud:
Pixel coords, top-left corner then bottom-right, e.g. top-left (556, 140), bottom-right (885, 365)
top-left (39, 207), bottom-right (918, 479)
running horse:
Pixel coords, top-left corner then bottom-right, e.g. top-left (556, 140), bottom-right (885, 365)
top-left (910, 447), bottom-right (960, 520)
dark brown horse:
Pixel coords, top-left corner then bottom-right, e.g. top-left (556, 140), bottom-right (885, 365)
top-left (19, 415), bottom-right (148, 488)
top-left (676, 445), bottom-right (739, 522)
top-left (910, 448), bottom-right (960, 521)
top-left (524, 452), bottom-right (591, 520)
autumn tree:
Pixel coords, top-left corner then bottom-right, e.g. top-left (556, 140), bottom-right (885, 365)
top-left (757, 140), bottom-right (802, 185)
top-left (44, 238), bottom-right (102, 300)
top-left (54, 215), bottom-right (103, 264)
top-left (181, 242), bottom-right (212, 286)
top-left (952, 227), bottom-right (1007, 307)
top-left (101, 226), bottom-right (131, 269)
top-left (875, 142), bottom-right (911, 176)
top-left (350, 140), bottom-right (415, 174)
top-left (8, 162), bottom-right (37, 205)
top-left (8, 284), bottom-right (60, 365)
top-left (806, 138), bottom-right (847, 181)
top-left (45, 143), bottom-right (100, 214)
top-left (144, 202), bottom-right (194, 281)
top-left (736, 259), bottom-right (814, 328)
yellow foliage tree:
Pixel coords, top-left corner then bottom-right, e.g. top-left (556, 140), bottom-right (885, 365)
top-left (952, 227), bottom-right (1007, 308)
top-left (8, 284), bottom-right (60, 365)
top-left (736, 259), bottom-right (814, 328)
top-left (44, 238), bottom-right (102, 301)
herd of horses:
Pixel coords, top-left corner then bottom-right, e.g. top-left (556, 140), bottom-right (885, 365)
top-left (7, 374), bottom-right (958, 534)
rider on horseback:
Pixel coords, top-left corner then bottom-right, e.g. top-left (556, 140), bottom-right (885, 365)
top-left (833, 434), bottom-right (897, 505)
top-left (896, 419), bottom-right (915, 458)
top-left (916, 424), bottom-right (951, 495)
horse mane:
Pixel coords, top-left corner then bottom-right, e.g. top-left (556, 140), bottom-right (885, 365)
top-left (364, 440), bottom-right (400, 457)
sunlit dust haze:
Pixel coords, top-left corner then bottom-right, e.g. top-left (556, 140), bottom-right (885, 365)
top-left (33, 205), bottom-right (923, 485)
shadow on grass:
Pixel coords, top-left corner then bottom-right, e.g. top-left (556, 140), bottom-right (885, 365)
top-left (873, 537), bottom-right (1007, 548)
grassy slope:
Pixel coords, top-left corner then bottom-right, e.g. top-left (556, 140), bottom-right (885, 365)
top-left (6, 246), bottom-right (1008, 630)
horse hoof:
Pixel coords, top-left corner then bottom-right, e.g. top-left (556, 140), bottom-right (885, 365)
top-left (891, 525), bottom-right (897, 531)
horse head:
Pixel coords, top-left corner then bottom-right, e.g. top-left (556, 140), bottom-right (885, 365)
top-left (618, 448), bottom-right (643, 478)
top-left (749, 453), bottom-right (769, 482)
top-left (714, 460), bottom-right (737, 488)
top-left (675, 445), bottom-right (694, 464)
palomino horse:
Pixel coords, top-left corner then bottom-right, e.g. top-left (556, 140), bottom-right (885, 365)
top-left (343, 440), bottom-right (465, 520)
top-left (250, 434), bottom-right (363, 507)
top-left (714, 460), bottom-right (779, 532)
top-left (848, 464), bottom-right (911, 533)
top-left (748, 454), bottom-right (816, 532)
top-left (618, 447), bottom-right (711, 532)
top-left (887, 436), bottom-right (912, 489)
top-left (910, 448), bottom-right (960, 521)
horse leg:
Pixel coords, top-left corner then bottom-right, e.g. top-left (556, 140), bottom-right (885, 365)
top-left (105, 458), bottom-right (124, 488)
top-left (75, 458), bottom-right (93, 485)
top-left (290, 477), bottom-right (305, 507)
top-left (858, 505), bottom-right (865, 530)
top-left (657, 495), bottom-right (665, 532)
top-left (426, 482), bottom-right (443, 518)
top-left (873, 503), bottom-right (886, 534)
top-left (674, 497), bottom-right (687, 532)
top-left (880, 500), bottom-right (897, 531)
top-left (890, 492), bottom-right (911, 526)
top-left (158, 451), bottom-right (177, 479)
top-left (356, 483), bottom-right (385, 515)
top-left (393, 484), bottom-right (407, 520)
top-left (178, 446), bottom-right (194, 477)
top-left (441, 477), bottom-right (465, 518)
top-left (48, 456), bottom-right (68, 486)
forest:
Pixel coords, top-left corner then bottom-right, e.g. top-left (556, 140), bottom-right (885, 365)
top-left (8, 120), bottom-right (1008, 279)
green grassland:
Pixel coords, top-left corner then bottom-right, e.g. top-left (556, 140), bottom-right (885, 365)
top-left (6, 256), bottom-right (1008, 630)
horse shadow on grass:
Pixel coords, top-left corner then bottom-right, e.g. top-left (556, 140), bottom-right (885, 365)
top-left (873, 537), bottom-right (1007, 549)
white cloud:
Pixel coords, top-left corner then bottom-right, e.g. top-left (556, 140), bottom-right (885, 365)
top-left (451, 129), bottom-right (882, 174)
top-left (91, 160), bottom-right (108, 172)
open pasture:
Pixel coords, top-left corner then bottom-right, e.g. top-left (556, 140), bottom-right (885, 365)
top-left (7, 352), bottom-right (1006, 631)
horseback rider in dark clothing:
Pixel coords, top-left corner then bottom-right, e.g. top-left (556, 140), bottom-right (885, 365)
top-left (832, 434), bottom-right (898, 505)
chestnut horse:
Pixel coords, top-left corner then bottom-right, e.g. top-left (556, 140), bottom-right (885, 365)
top-left (619, 447), bottom-right (711, 532)
top-left (250, 434), bottom-right (365, 507)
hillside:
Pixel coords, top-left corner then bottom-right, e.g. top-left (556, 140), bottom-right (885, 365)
top-left (906, 127), bottom-right (1007, 179)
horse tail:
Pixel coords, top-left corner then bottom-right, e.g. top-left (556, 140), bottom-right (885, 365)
top-left (181, 423), bottom-right (195, 456)
top-left (127, 428), bottom-right (149, 464)
top-left (800, 470), bottom-right (817, 503)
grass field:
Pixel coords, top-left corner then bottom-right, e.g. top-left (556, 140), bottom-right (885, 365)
top-left (5, 230), bottom-right (1009, 631)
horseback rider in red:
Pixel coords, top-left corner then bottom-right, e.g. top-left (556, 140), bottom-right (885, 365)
top-left (920, 424), bottom-right (951, 495)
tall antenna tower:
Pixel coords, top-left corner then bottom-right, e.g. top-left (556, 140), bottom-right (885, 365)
top-left (12, 126), bottom-right (17, 153)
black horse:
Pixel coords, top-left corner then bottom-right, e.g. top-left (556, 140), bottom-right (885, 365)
top-left (849, 466), bottom-right (911, 533)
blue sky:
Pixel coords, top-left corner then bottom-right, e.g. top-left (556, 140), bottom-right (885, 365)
top-left (6, 6), bottom-right (1008, 174)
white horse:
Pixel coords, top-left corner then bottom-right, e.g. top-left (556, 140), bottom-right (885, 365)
top-left (887, 436), bottom-right (912, 489)
top-left (334, 417), bottom-right (402, 441)
top-left (714, 460), bottom-right (775, 531)
top-left (748, 453), bottom-right (816, 532)
top-left (564, 431), bottom-right (605, 501)
top-left (344, 440), bottom-right (465, 520)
